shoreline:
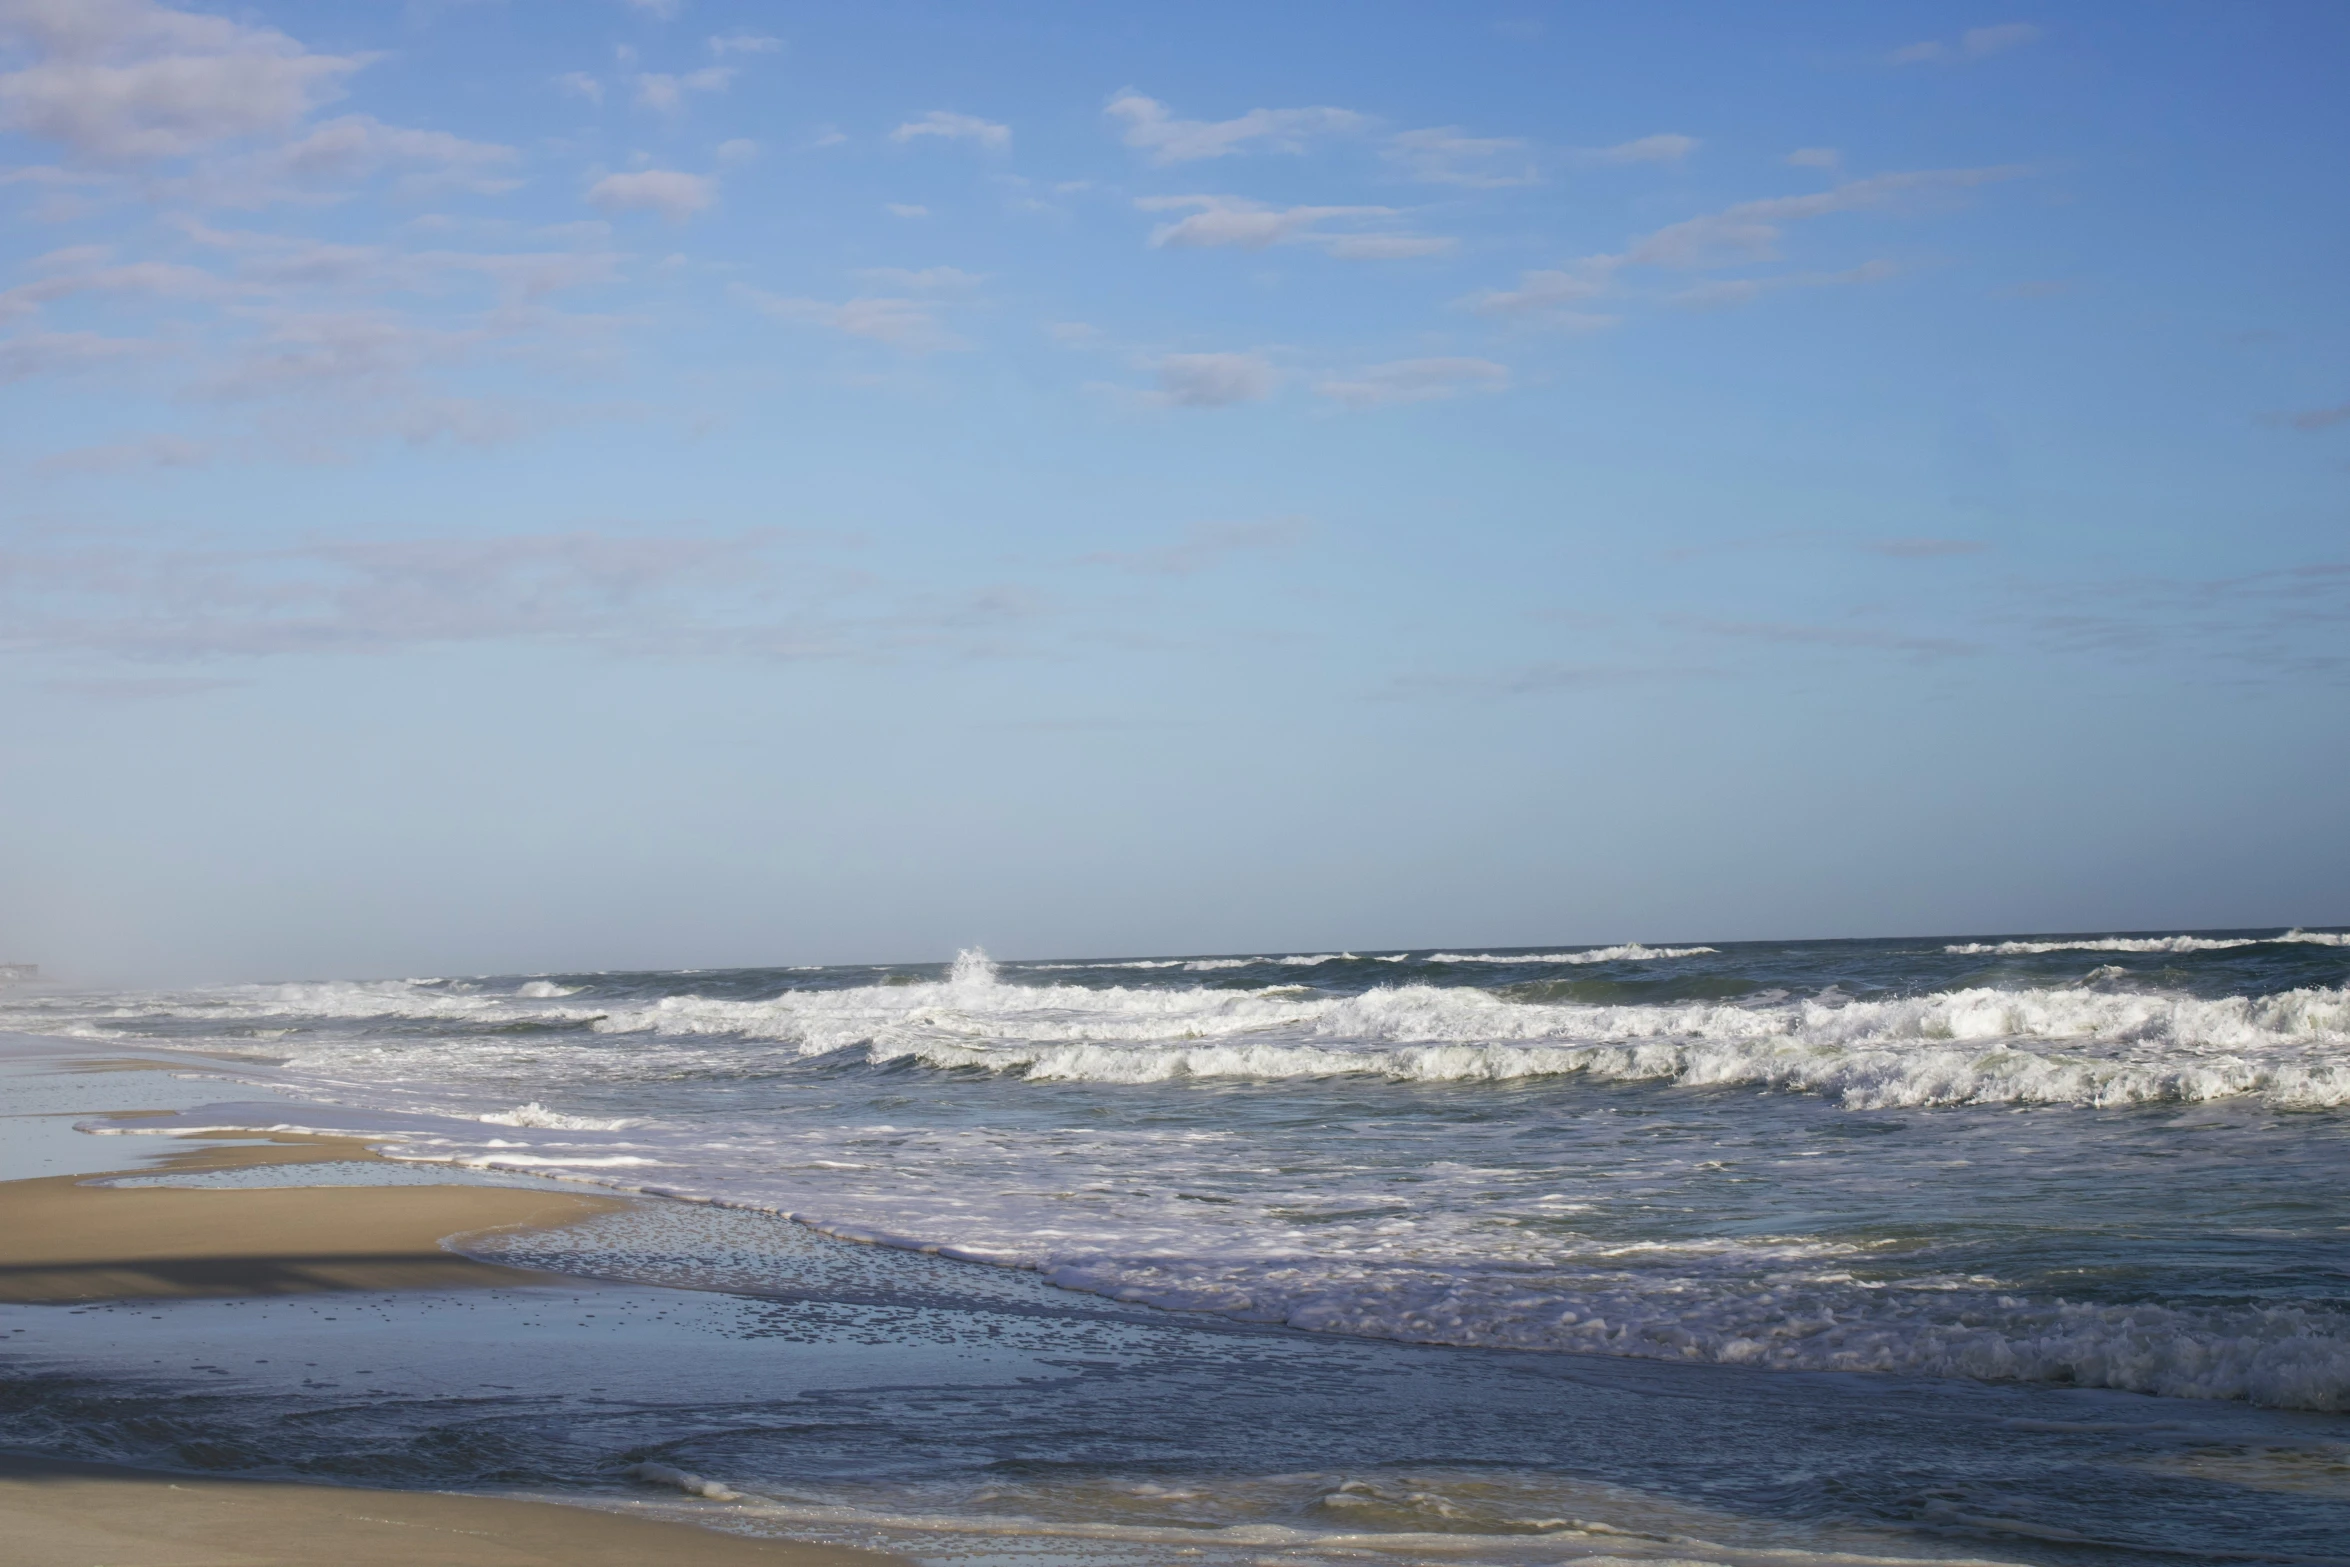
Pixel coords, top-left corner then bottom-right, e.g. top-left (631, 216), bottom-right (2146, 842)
top-left (0, 1126), bottom-right (631, 1304)
top-left (0, 1452), bottom-right (904, 1567)
top-left (0, 1058), bottom-right (911, 1565)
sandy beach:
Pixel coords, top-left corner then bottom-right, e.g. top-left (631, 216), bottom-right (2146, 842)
top-left (0, 1128), bottom-right (630, 1304)
top-left (0, 1453), bottom-right (904, 1566)
top-left (0, 1079), bottom-right (908, 1566)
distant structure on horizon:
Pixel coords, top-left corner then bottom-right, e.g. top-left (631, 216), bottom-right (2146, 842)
top-left (0, 964), bottom-right (37, 982)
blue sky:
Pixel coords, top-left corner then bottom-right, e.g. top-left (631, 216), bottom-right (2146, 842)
top-left (1, 0), bottom-right (2344, 979)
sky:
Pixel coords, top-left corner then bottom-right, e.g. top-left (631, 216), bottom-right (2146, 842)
top-left (0, 0), bottom-right (2345, 981)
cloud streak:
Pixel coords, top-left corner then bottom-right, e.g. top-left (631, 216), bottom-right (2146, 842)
top-left (1316, 357), bottom-right (1510, 409)
top-left (586, 168), bottom-right (715, 220)
top-left (0, 0), bottom-right (369, 163)
top-left (1137, 195), bottom-right (1452, 259)
top-left (1891, 23), bottom-right (2043, 66)
top-left (890, 110), bottom-right (1010, 150)
top-left (1106, 91), bottom-right (1368, 163)
top-left (735, 283), bottom-right (971, 353)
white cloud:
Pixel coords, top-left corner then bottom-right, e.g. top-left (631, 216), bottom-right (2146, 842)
top-left (620, 0), bottom-right (683, 19)
top-left (715, 137), bottom-right (758, 166)
top-left (0, 0), bottom-right (370, 163)
top-left (1315, 357), bottom-right (1510, 408)
top-left (708, 33), bottom-right (782, 56)
top-left (883, 202), bottom-right (928, 218)
top-left (1890, 22), bottom-right (2043, 65)
top-left (1136, 195), bottom-right (1451, 259)
top-left (1152, 351), bottom-right (1277, 408)
top-left (585, 168), bottom-right (715, 221)
top-left (735, 284), bottom-right (969, 353)
top-left (1786, 147), bottom-right (1840, 169)
top-left (1044, 321), bottom-right (1099, 347)
top-left (635, 67), bottom-right (732, 112)
top-left (1105, 91), bottom-right (1369, 164)
top-left (1576, 133), bottom-right (1699, 166)
top-left (556, 71), bottom-right (604, 105)
top-left (1385, 126), bottom-right (1535, 187)
top-left (889, 110), bottom-right (1010, 151)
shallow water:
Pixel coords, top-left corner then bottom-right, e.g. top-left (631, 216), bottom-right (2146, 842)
top-left (3, 927), bottom-right (2348, 1562)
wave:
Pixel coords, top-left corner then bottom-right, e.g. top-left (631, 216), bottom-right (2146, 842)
top-left (1426, 945), bottom-right (1718, 964)
top-left (521, 952), bottom-right (2349, 1107)
top-left (477, 1101), bottom-right (632, 1130)
top-left (1015, 1251), bottom-right (2350, 1411)
top-left (1024, 945), bottom-right (1718, 970)
top-left (39, 950), bottom-right (2348, 1110)
top-left (1947, 929), bottom-right (2350, 956)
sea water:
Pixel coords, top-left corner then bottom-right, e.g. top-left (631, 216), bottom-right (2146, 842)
top-left (2, 930), bottom-right (2347, 1563)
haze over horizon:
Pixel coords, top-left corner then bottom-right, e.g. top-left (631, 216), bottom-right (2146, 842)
top-left (2, 0), bottom-right (2344, 984)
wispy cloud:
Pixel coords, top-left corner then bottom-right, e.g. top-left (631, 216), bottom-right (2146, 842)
top-left (0, 330), bottom-right (165, 383)
top-left (1890, 22), bottom-right (2043, 66)
top-left (585, 168), bottom-right (716, 220)
top-left (1136, 195), bottom-right (1452, 259)
top-left (1460, 165), bottom-right (2022, 325)
top-left (1623, 167), bottom-right (2024, 269)
top-left (1082, 518), bottom-right (1307, 575)
top-left (2274, 401), bottom-right (2350, 431)
top-left (1105, 91), bottom-right (1368, 163)
top-left (890, 110), bottom-right (1011, 151)
top-left (1858, 538), bottom-right (1989, 558)
top-left (1149, 352), bottom-right (1278, 409)
top-left (1574, 133), bottom-right (1699, 166)
top-left (735, 283), bottom-right (972, 353)
top-left (0, 529), bottom-right (790, 662)
top-left (1382, 663), bottom-right (1715, 698)
top-left (1457, 268), bottom-right (1617, 329)
top-left (1671, 259), bottom-right (1899, 309)
top-left (1693, 617), bottom-right (1984, 660)
top-left (1315, 357), bottom-right (1510, 409)
top-left (35, 433), bottom-right (210, 476)
top-left (708, 33), bottom-right (782, 56)
top-left (0, 0), bottom-right (369, 164)
top-left (1385, 126), bottom-right (1534, 187)
top-left (634, 67), bottom-right (732, 112)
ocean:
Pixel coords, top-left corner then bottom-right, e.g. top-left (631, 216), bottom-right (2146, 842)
top-left (3, 929), bottom-right (2347, 1564)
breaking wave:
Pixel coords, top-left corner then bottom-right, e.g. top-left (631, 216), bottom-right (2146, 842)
top-left (24, 948), bottom-right (2350, 1110)
top-left (1947, 928), bottom-right (2350, 956)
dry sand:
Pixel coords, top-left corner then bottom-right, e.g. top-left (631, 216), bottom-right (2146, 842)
top-left (0, 1098), bottom-right (911, 1563)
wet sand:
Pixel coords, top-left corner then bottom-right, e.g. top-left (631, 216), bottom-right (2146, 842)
top-left (0, 1130), bottom-right (629, 1304)
top-left (0, 1453), bottom-right (904, 1566)
top-left (0, 1086), bottom-right (907, 1564)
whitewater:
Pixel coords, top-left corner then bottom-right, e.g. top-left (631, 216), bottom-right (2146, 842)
top-left (7, 927), bottom-right (2349, 1417)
